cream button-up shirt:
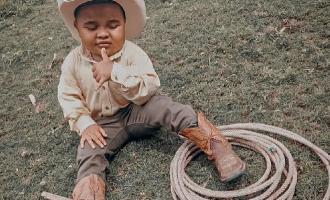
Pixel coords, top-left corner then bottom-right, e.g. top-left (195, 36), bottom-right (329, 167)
top-left (58, 40), bottom-right (160, 135)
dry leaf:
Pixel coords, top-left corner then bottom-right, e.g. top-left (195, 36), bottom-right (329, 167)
top-left (20, 149), bottom-right (31, 158)
top-left (282, 18), bottom-right (302, 29)
top-left (28, 94), bottom-right (47, 113)
top-left (28, 94), bottom-right (37, 106)
top-left (279, 27), bottom-right (287, 35)
top-left (279, 18), bottom-right (303, 34)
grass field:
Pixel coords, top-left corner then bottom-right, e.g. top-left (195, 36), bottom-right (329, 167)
top-left (0, 0), bottom-right (329, 199)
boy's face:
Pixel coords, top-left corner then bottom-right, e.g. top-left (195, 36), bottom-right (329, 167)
top-left (74, 3), bottom-right (126, 61)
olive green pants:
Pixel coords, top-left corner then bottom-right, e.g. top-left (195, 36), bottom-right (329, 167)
top-left (76, 95), bottom-right (197, 182)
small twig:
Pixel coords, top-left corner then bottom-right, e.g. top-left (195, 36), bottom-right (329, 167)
top-left (278, 27), bottom-right (287, 34)
top-left (41, 192), bottom-right (72, 200)
top-left (48, 53), bottom-right (57, 69)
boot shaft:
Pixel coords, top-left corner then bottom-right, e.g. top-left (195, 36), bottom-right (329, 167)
top-left (180, 112), bottom-right (246, 182)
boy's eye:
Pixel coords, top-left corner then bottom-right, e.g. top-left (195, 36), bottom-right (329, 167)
top-left (85, 25), bottom-right (97, 31)
top-left (83, 22), bottom-right (98, 31)
top-left (108, 22), bottom-right (120, 29)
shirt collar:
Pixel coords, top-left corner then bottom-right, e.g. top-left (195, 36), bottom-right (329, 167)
top-left (79, 41), bottom-right (125, 64)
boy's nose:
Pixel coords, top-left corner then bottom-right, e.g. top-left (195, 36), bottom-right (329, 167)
top-left (97, 29), bottom-right (109, 38)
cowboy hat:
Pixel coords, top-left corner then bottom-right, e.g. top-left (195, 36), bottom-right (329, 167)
top-left (57, 0), bottom-right (146, 41)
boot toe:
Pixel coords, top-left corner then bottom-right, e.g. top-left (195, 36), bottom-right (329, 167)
top-left (219, 160), bottom-right (246, 182)
top-left (72, 174), bottom-right (105, 200)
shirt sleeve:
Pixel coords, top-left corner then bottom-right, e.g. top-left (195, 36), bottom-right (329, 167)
top-left (57, 51), bottom-right (96, 135)
top-left (110, 45), bottom-right (160, 105)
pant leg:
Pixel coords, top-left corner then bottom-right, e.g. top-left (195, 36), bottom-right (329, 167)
top-left (125, 95), bottom-right (198, 138)
top-left (76, 114), bottom-right (129, 182)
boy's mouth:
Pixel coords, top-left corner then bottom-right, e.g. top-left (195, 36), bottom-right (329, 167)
top-left (96, 42), bottom-right (111, 48)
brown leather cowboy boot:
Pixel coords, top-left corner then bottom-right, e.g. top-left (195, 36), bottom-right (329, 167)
top-left (72, 174), bottom-right (105, 200)
top-left (180, 112), bottom-right (246, 182)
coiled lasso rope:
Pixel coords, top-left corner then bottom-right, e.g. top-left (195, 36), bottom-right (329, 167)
top-left (170, 123), bottom-right (330, 200)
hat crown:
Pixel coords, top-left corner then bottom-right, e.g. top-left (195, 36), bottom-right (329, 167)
top-left (58, 0), bottom-right (146, 41)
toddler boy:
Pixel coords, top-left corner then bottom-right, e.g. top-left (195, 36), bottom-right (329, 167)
top-left (57, 0), bottom-right (245, 199)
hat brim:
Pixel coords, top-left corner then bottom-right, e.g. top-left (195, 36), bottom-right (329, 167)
top-left (59, 0), bottom-right (146, 41)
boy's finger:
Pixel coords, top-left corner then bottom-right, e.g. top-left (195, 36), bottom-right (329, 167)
top-left (101, 48), bottom-right (109, 61)
top-left (87, 138), bottom-right (96, 149)
top-left (95, 75), bottom-right (101, 82)
top-left (92, 64), bottom-right (96, 72)
top-left (91, 133), bottom-right (105, 147)
top-left (94, 138), bottom-right (105, 148)
top-left (99, 128), bottom-right (107, 138)
top-left (91, 134), bottom-right (104, 148)
top-left (96, 132), bottom-right (107, 146)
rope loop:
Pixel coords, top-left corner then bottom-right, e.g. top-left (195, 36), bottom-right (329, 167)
top-left (170, 123), bottom-right (330, 200)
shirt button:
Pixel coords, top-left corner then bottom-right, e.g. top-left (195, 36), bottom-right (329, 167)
top-left (105, 106), bottom-right (109, 110)
top-left (102, 86), bottom-right (106, 90)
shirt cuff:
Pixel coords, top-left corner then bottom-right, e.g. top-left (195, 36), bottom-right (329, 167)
top-left (74, 115), bottom-right (96, 136)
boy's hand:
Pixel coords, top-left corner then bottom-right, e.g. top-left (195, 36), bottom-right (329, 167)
top-left (80, 124), bottom-right (108, 149)
top-left (92, 48), bottom-right (113, 90)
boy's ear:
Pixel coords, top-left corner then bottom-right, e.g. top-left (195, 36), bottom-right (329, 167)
top-left (74, 20), bottom-right (78, 29)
